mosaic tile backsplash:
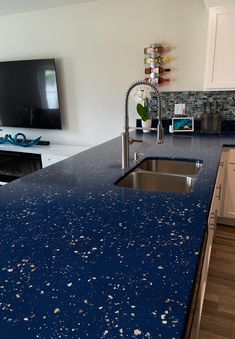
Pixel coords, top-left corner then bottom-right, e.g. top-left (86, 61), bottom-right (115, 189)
top-left (150, 91), bottom-right (235, 120)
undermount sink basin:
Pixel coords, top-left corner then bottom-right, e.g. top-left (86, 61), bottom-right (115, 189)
top-left (115, 171), bottom-right (195, 193)
top-left (115, 157), bottom-right (203, 193)
top-left (137, 158), bottom-right (202, 176)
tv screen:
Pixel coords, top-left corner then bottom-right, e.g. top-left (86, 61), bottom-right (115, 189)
top-left (0, 58), bottom-right (62, 129)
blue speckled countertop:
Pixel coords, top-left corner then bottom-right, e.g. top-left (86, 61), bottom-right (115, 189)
top-left (0, 132), bottom-right (234, 339)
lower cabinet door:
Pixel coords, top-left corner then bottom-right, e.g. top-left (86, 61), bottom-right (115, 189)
top-left (188, 225), bottom-right (214, 339)
top-left (220, 149), bottom-right (235, 223)
top-left (223, 162), bottom-right (235, 219)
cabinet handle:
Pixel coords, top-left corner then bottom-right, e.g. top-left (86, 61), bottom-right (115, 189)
top-left (210, 215), bottom-right (216, 219)
top-left (208, 210), bottom-right (217, 230)
top-left (215, 184), bottom-right (221, 200)
top-left (219, 161), bottom-right (224, 167)
top-left (209, 224), bottom-right (215, 230)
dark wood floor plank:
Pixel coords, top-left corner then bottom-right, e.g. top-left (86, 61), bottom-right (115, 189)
top-left (198, 224), bottom-right (235, 339)
top-left (199, 329), bottom-right (230, 339)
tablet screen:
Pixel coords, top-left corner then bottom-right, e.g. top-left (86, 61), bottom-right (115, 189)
top-left (172, 117), bottom-right (194, 132)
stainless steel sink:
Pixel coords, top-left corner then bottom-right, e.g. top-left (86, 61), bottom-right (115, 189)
top-left (137, 158), bottom-right (202, 176)
top-left (115, 157), bottom-right (202, 193)
top-left (115, 171), bottom-right (195, 193)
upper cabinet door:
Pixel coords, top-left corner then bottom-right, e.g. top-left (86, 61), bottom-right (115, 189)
top-left (204, 5), bottom-right (235, 90)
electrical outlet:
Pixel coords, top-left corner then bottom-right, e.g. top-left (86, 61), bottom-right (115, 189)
top-left (174, 104), bottom-right (185, 115)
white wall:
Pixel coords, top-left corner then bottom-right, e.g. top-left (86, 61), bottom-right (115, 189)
top-left (0, 0), bottom-right (208, 146)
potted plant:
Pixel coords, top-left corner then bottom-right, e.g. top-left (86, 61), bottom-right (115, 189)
top-left (136, 89), bottom-right (152, 132)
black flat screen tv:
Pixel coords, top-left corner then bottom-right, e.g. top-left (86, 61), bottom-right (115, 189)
top-left (0, 58), bottom-right (62, 129)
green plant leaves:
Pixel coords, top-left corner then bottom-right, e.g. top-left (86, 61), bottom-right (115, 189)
top-left (137, 103), bottom-right (150, 122)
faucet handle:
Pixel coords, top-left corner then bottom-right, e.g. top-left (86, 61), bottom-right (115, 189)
top-left (129, 137), bottom-right (144, 145)
top-left (134, 152), bottom-right (145, 162)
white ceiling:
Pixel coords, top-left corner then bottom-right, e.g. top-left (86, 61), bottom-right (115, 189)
top-left (0, 0), bottom-right (100, 16)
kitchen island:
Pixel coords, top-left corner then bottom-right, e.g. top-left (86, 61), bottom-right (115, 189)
top-left (0, 132), bottom-right (234, 339)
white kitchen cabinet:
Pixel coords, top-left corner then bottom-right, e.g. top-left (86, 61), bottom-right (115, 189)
top-left (188, 210), bottom-right (217, 338)
top-left (204, 5), bottom-right (235, 90)
top-left (218, 148), bottom-right (235, 224)
top-left (187, 158), bottom-right (222, 338)
top-left (204, 0), bottom-right (235, 10)
top-left (182, 147), bottom-right (234, 337)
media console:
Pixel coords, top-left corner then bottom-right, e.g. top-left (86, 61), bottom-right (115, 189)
top-left (0, 143), bottom-right (89, 185)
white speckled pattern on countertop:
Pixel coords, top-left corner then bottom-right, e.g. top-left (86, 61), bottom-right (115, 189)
top-left (0, 132), bottom-right (234, 339)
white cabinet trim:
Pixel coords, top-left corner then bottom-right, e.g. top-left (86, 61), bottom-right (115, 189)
top-left (204, 0), bottom-right (235, 10)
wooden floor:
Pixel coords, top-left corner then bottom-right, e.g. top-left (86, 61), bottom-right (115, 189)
top-left (199, 224), bottom-right (235, 339)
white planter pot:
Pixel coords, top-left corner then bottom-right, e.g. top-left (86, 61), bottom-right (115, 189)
top-left (142, 119), bottom-right (152, 133)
